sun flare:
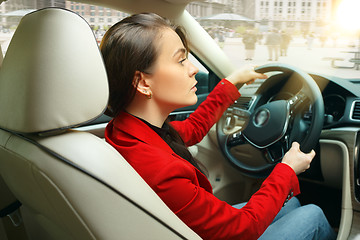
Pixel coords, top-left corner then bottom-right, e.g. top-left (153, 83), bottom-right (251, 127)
top-left (336, 0), bottom-right (360, 31)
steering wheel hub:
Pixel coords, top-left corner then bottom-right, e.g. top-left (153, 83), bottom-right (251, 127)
top-left (254, 108), bottom-right (270, 127)
top-left (242, 100), bottom-right (290, 148)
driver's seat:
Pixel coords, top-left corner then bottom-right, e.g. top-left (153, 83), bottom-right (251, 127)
top-left (0, 8), bottom-right (200, 240)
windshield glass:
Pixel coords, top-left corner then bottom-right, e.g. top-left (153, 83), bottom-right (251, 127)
top-left (0, 0), bottom-right (359, 80)
top-left (186, 0), bottom-right (360, 80)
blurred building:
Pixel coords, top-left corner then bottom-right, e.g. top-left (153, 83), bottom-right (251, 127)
top-left (0, 0), bottom-right (65, 27)
top-left (253, 0), bottom-right (333, 32)
top-left (188, 0), bottom-right (338, 33)
top-left (186, 0), bottom-right (243, 18)
top-left (0, 0), bottom-right (127, 30)
top-left (187, 1), bottom-right (226, 19)
top-left (65, 1), bottom-right (128, 30)
top-left (0, 0), bottom-right (343, 33)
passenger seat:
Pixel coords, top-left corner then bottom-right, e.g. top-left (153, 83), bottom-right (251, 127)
top-left (0, 8), bottom-right (201, 240)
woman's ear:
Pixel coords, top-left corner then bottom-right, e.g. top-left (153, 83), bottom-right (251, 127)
top-left (134, 71), bottom-right (152, 99)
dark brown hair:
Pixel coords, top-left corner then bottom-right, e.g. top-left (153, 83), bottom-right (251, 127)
top-left (100, 13), bottom-right (188, 118)
top-left (100, 13), bottom-right (206, 176)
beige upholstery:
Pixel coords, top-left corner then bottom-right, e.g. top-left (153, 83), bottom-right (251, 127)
top-left (0, 8), bottom-right (201, 240)
top-left (0, 41), bottom-right (17, 215)
top-left (0, 8), bottom-right (108, 133)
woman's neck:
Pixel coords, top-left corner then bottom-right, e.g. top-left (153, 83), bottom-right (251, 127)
top-left (125, 95), bottom-right (171, 128)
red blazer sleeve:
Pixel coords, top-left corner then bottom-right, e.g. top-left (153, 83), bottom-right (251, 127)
top-left (155, 159), bottom-right (300, 240)
top-left (171, 79), bottom-right (240, 146)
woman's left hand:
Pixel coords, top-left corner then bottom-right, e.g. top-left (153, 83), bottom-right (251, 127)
top-left (226, 64), bottom-right (267, 87)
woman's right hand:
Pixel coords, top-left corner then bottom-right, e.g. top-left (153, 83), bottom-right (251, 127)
top-left (226, 64), bottom-right (267, 87)
top-left (281, 142), bottom-right (315, 175)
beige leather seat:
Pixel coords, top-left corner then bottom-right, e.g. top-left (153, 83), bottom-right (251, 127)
top-left (0, 8), bottom-right (200, 240)
top-left (0, 38), bottom-right (26, 240)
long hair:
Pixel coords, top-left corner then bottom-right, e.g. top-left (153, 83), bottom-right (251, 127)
top-left (100, 13), bottom-right (188, 118)
top-left (100, 13), bottom-right (206, 176)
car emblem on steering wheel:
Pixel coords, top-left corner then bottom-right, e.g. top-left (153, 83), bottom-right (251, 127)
top-left (254, 108), bottom-right (270, 127)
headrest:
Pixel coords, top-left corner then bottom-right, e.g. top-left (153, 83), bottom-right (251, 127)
top-left (0, 8), bottom-right (109, 134)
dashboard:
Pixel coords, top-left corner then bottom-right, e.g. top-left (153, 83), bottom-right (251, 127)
top-left (237, 73), bottom-right (360, 130)
top-left (311, 74), bottom-right (360, 129)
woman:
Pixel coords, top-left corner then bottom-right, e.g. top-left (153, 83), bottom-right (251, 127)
top-left (101, 13), bottom-right (336, 240)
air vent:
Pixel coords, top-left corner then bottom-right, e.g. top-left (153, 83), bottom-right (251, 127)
top-left (352, 101), bottom-right (360, 120)
top-left (234, 97), bottom-right (252, 109)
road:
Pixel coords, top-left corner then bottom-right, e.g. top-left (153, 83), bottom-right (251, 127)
top-left (221, 37), bottom-right (360, 79)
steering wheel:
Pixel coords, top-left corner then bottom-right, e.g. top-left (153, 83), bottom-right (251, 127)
top-left (216, 63), bottom-right (324, 178)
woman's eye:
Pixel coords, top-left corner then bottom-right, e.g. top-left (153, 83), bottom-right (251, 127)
top-left (179, 58), bottom-right (187, 65)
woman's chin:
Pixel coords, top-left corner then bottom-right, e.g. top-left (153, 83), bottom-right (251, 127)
top-left (189, 95), bottom-right (198, 105)
top-left (179, 95), bottom-right (198, 108)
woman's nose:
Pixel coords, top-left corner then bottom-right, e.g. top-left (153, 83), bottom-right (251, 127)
top-left (188, 61), bottom-right (199, 77)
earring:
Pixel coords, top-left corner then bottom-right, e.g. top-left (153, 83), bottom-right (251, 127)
top-left (143, 90), bottom-right (152, 99)
top-left (142, 90), bottom-right (151, 99)
top-left (147, 92), bottom-right (152, 99)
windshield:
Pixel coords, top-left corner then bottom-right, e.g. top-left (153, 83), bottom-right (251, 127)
top-left (0, 0), bottom-right (359, 80)
top-left (187, 0), bottom-right (360, 80)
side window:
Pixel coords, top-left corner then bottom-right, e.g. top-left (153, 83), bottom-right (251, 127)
top-left (195, 71), bottom-right (209, 95)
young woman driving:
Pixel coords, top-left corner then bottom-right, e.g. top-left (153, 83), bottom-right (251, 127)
top-left (100, 13), bottom-right (336, 240)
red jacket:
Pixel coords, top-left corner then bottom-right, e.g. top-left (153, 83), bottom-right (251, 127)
top-left (105, 79), bottom-right (300, 240)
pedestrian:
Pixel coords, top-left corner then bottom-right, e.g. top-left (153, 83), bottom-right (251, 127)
top-left (217, 29), bottom-right (225, 48)
top-left (100, 13), bottom-right (337, 240)
top-left (242, 29), bottom-right (257, 60)
top-left (320, 34), bottom-right (327, 48)
top-left (307, 32), bottom-right (315, 50)
top-left (280, 31), bottom-right (291, 56)
top-left (265, 29), bottom-right (281, 61)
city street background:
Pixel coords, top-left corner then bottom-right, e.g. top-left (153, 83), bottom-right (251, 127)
top-left (1, 30), bottom-right (359, 80)
top-left (221, 36), bottom-right (360, 79)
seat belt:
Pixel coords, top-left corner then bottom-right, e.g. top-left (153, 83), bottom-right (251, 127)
top-left (0, 201), bottom-right (22, 227)
top-left (0, 200), bottom-right (28, 240)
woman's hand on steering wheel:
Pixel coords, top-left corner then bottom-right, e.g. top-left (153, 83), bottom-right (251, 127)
top-left (226, 65), bottom-right (267, 87)
top-left (281, 142), bottom-right (315, 175)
